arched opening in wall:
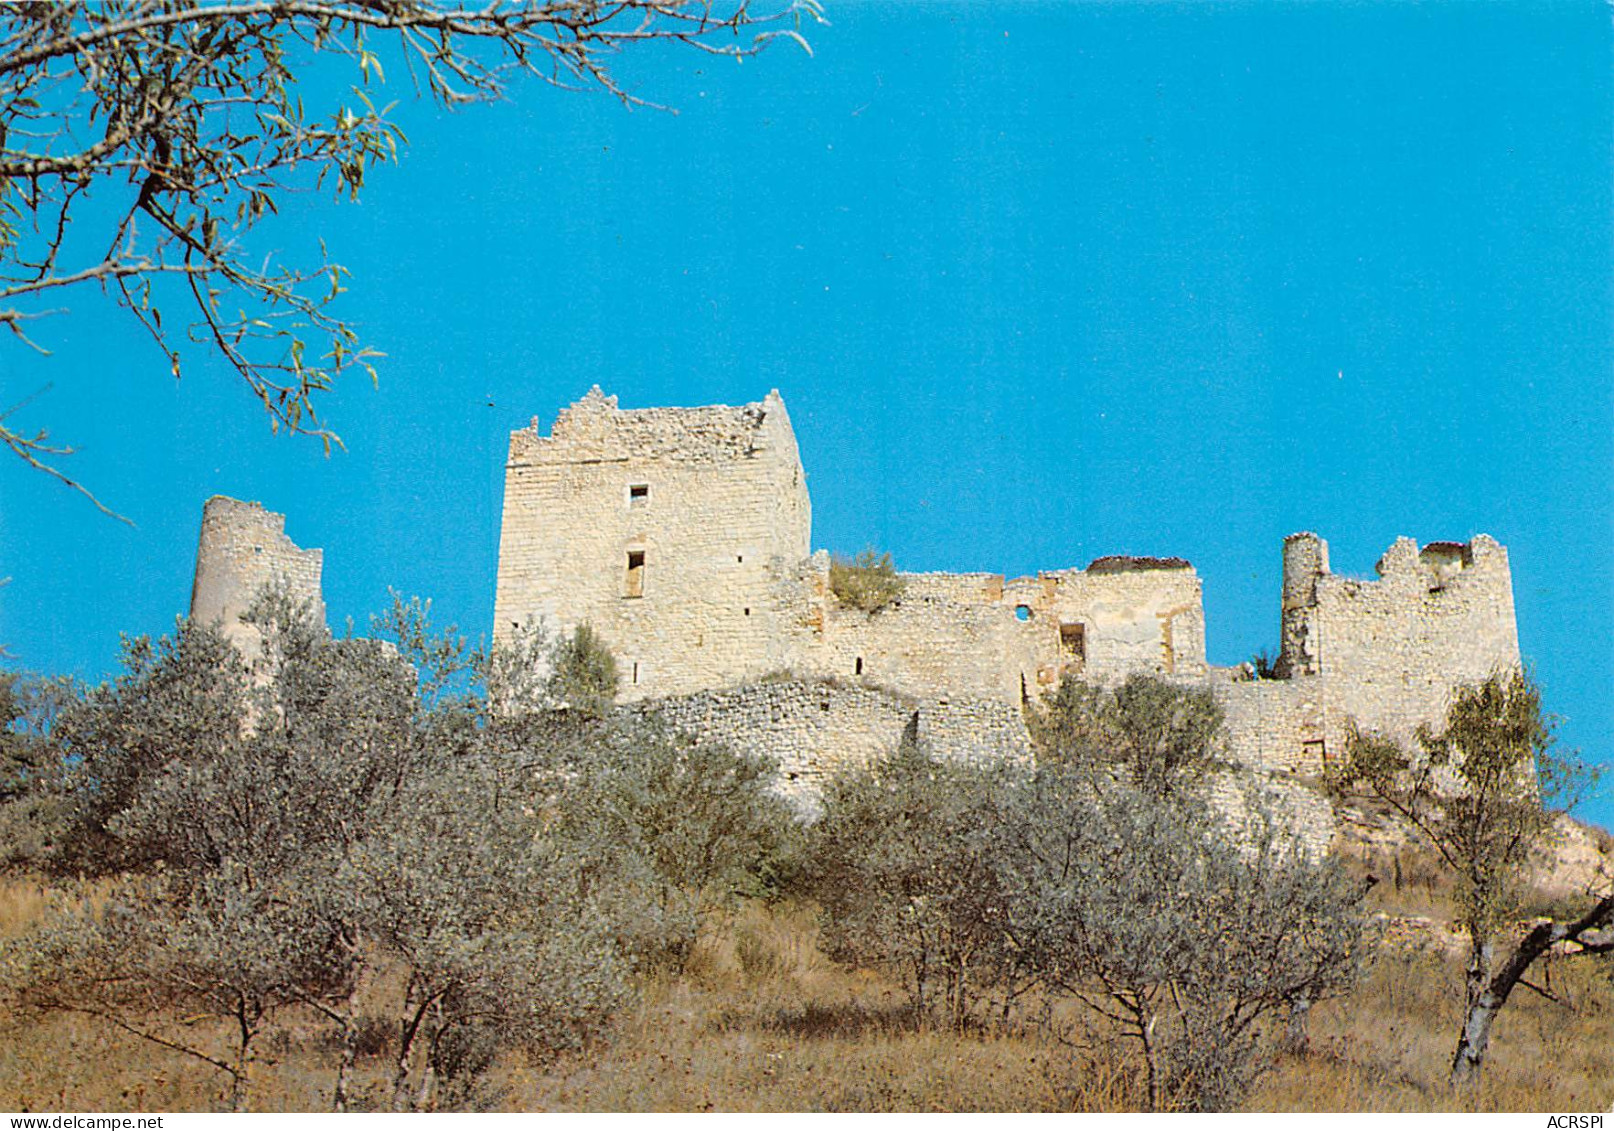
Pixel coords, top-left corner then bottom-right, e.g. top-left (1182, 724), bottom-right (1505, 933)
top-left (855, 657), bottom-right (863, 676)
top-left (1015, 604), bottom-right (1033, 622)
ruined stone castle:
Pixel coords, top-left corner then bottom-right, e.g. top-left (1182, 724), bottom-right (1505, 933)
top-left (190, 387), bottom-right (1523, 842)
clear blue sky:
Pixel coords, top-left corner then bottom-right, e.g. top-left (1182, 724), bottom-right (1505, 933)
top-left (2, 2), bottom-right (1610, 827)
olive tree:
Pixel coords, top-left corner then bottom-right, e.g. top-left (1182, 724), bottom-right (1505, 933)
top-left (551, 712), bottom-right (798, 971)
top-left (0, 670), bottom-right (77, 869)
top-left (801, 739), bottom-right (1024, 1029)
top-left (3, 590), bottom-right (644, 1110)
top-left (342, 758), bottom-right (628, 1112)
top-left (1030, 673), bottom-right (1224, 799)
top-left (1338, 668), bottom-right (1612, 1088)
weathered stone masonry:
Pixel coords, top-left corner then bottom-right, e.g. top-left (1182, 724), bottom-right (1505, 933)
top-left (190, 495), bottom-right (326, 662)
top-left (485, 389), bottom-right (1522, 833)
top-left (189, 389), bottom-right (1524, 851)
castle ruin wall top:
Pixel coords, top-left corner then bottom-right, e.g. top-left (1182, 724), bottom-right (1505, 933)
top-left (508, 385), bottom-right (799, 466)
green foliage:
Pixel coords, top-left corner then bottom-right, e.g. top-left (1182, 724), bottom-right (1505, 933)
top-left (546, 624), bottom-right (619, 718)
top-left (1029, 674), bottom-right (1225, 798)
top-left (1250, 649), bottom-right (1281, 680)
top-left (0, 2), bottom-right (821, 514)
top-left (548, 715), bottom-right (800, 971)
top-left (800, 740), bottom-right (1024, 1029)
top-left (0, 672), bottom-right (77, 870)
top-left (802, 724), bottom-right (1366, 1108)
top-left (1336, 668), bottom-right (1609, 1088)
top-left (3, 585), bottom-right (808, 1109)
top-left (1338, 669), bottom-right (1585, 941)
top-left (1000, 767), bottom-right (1367, 1111)
top-left (828, 548), bottom-right (906, 613)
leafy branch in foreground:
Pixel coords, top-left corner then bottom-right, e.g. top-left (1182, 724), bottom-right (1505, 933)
top-left (0, 1), bottom-right (823, 513)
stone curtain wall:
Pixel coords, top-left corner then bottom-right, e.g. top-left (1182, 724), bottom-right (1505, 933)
top-left (772, 556), bottom-right (1211, 707)
top-left (1203, 765), bottom-right (1337, 859)
top-left (643, 676), bottom-right (1329, 854)
top-left (1042, 565), bottom-right (1208, 682)
top-left (492, 388), bottom-right (811, 700)
top-left (189, 495), bottom-right (326, 658)
top-left (472, 389), bottom-right (1523, 851)
top-left (1211, 675), bottom-right (1328, 777)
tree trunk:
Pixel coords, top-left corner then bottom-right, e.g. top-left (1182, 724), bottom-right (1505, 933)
top-left (1139, 1012), bottom-right (1160, 1113)
top-left (1449, 926), bottom-right (1495, 1087)
top-left (392, 980), bottom-right (430, 1112)
top-left (332, 1019), bottom-right (357, 1113)
top-left (1448, 898), bottom-right (1614, 1089)
top-left (1281, 993), bottom-right (1312, 1056)
top-left (229, 1002), bottom-right (257, 1113)
top-left (415, 1003), bottom-right (442, 1113)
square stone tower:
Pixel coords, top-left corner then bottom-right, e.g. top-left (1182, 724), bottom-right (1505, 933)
top-left (492, 387), bottom-right (811, 699)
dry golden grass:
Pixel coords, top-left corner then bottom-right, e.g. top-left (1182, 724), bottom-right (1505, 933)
top-left (2, 877), bottom-right (1609, 1112)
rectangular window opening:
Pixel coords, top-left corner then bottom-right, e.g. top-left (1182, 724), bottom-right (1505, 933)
top-left (1060, 623), bottom-right (1086, 662)
top-left (628, 483), bottom-right (649, 506)
top-left (625, 550), bottom-right (646, 598)
top-left (1302, 739), bottom-right (1326, 771)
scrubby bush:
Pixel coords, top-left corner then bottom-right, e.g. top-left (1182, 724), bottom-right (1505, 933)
top-left (1338, 668), bottom-right (1611, 1089)
top-left (1000, 765), bottom-right (1368, 1111)
top-left (804, 709), bottom-right (1367, 1109)
top-left (828, 547), bottom-right (906, 613)
top-left (548, 714), bottom-right (800, 970)
top-left (800, 739), bottom-right (1024, 1029)
top-left (547, 623), bottom-right (619, 717)
top-left (0, 672), bottom-right (77, 870)
top-left (4, 587), bottom-right (809, 1110)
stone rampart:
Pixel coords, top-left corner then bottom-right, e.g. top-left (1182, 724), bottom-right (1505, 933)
top-left (643, 678), bottom-right (1032, 813)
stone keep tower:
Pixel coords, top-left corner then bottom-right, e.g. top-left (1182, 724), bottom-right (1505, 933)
top-left (190, 495), bottom-right (327, 658)
top-left (492, 387), bottom-right (811, 700)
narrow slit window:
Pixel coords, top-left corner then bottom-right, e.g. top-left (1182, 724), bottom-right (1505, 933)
top-left (855, 657), bottom-right (864, 676)
top-left (632, 661), bottom-right (640, 685)
top-left (625, 550), bottom-right (646, 598)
